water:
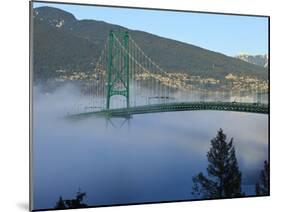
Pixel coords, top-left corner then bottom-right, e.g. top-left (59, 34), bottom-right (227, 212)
top-left (32, 85), bottom-right (268, 210)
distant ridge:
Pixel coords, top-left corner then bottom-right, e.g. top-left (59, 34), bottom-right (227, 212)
top-left (235, 54), bottom-right (268, 68)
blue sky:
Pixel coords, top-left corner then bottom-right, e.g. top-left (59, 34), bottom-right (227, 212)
top-left (33, 2), bottom-right (268, 56)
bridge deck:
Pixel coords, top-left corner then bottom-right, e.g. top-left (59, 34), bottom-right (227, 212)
top-left (70, 101), bottom-right (268, 118)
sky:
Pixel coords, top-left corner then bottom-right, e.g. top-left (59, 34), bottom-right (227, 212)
top-left (33, 2), bottom-right (269, 56)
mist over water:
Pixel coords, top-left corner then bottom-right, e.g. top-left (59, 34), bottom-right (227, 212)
top-left (32, 83), bottom-right (268, 210)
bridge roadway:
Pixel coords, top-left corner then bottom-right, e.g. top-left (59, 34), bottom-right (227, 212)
top-left (71, 101), bottom-right (269, 118)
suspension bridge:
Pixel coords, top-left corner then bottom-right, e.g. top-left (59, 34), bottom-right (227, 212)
top-left (69, 30), bottom-right (269, 118)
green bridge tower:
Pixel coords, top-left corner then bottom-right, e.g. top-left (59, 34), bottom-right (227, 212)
top-left (106, 30), bottom-right (130, 109)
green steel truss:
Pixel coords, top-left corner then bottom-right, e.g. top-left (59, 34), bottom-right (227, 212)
top-left (106, 30), bottom-right (130, 109)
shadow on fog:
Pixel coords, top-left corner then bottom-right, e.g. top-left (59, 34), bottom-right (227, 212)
top-left (32, 83), bottom-right (268, 209)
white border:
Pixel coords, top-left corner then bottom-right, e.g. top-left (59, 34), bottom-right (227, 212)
top-left (1, 0), bottom-right (279, 211)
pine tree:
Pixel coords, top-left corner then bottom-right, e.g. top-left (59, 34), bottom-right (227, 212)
top-left (64, 191), bottom-right (88, 208)
top-left (54, 189), bottom-right (88, 209)
top-left (54, 196), bottom-right (66, 209)
top-left (255, 160), bottom-right (269, 196)
top-left (192, 129), bottom-right (243, 198)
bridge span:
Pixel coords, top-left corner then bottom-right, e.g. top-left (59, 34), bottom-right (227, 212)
top-left (70, 102), bottom-right (268, 118)
top-left (68, 30), bottom-right (268, 119)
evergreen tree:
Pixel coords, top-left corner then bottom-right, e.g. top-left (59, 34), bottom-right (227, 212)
top-left (54, 189), bottom-right (88, 209)
top-left (192, 129), bottom-right (243, 198)
top-left (65, 190), bottom-right (88, 208)
top-left (54, 196), bottom-right (66, 209)
top-left (255, 160), bottom-right (269, 196)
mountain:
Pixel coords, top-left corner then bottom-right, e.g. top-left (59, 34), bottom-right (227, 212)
top-left (32, 6), bottom-right (268, 81)
top-left (235, 54), bottom-right (268, 68)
